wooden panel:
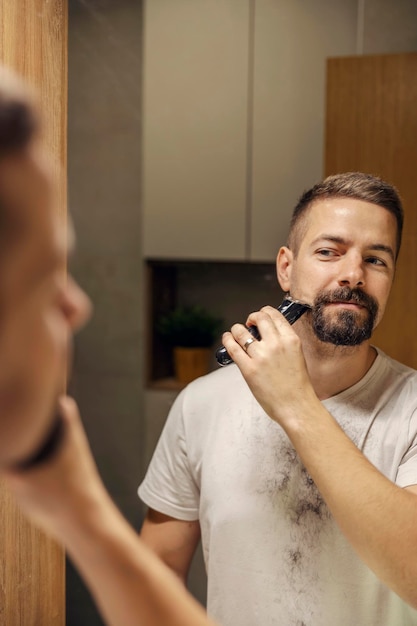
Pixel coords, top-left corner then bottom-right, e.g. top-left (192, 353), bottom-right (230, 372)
top-left (325, 53), bottom-right (417, 367)
top-left (0, 0), bottom-right (68, 221)
top-left (0, 1), bottom-right (67, 625)
top-left (0, 479), bottom-right (65, 625)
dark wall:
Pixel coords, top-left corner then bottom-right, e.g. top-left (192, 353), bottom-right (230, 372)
top-left (68, 1), bottom-right (144, 623)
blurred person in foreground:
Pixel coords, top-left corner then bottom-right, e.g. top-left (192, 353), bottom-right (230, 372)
top-left (0, 67), bottom-right (217, 626)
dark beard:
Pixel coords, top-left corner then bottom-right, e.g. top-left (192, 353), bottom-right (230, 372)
top-left (312, 287), bottom-right (379, 346)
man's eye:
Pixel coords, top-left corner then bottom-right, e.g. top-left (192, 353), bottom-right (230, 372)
top-left (317, 249), bottom-right (337, 257)
top-left (366, 256), bottom-right (386, 267)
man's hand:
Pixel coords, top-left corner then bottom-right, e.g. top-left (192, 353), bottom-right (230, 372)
top-left (1, 395), bottom-right (107, 540)
top-left (222, 305), bottom-right (318, 427)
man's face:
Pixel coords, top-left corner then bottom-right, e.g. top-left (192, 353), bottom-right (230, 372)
top-left (277, 197), bottom-right (397, 346)
top-left (0, 148), bottom-right (91, 463)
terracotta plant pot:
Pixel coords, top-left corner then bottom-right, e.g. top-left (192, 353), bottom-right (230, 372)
top-left (173, 347), bottom-right (211, 384)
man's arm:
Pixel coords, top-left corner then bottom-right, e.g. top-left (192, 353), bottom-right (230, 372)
top-left (140, 509), bottom-right (201, 585)
top-left (222, 305), bottom-right (417, 609)
top-left (3, 397), bottom-right (217, 626)
top-left (283, 397), bottom-right (417, 608)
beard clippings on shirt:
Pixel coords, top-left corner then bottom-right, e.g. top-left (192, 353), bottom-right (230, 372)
top-left (253, 427), bottom-right (333, 624)
top-left (291, 466), bottom-right (328, 524)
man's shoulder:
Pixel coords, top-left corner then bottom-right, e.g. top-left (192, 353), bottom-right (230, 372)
top-left (184, 363), bottom-right (247, 395)
top-left (377, 348), bottom-right (417, 379)
top-left (375, 348), bottom-right (417, 396)
top-left (175, 363), bottom-right (252, 424)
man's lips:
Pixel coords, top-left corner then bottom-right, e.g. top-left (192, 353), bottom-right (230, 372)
top-left (326, 301), bottom-right (367, 310)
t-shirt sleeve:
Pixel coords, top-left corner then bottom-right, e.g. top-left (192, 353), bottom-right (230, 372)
top-left (138, 388), bottom-right (200, 521)
top-left (396, 407), bottom-right (417, 488)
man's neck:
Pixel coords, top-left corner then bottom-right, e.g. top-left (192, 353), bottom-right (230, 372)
top-left (295, 322), bottom-right (378, 400)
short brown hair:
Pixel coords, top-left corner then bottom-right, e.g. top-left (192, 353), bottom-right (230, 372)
top-left (288, 172), bottom-right (404, 259)
top-left (0, 68), bottom-right (40, 242)
top-left (0, 68), bottom-right (38, 157)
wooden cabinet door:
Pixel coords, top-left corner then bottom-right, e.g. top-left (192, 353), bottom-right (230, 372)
top-left (0, 1), bottom-right (67, 624)
top-left (325, 53), bottom-right (417, 367)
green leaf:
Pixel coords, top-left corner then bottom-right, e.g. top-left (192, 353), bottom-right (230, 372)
top-left (156, 306), bottom-right (223, 348)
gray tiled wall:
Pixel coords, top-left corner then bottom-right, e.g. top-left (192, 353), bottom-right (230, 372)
top-left (68, 1), bottom-right (144, 624)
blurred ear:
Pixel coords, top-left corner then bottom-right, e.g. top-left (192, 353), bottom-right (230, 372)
top-left (276, 246), bottom-right (293, 292)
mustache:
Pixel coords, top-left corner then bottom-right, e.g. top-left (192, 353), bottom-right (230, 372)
top-left (313, 287), bottom-right (378, 315)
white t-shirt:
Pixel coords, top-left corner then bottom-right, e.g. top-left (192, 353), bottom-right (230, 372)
top-left (139, 349), bottom-right (417, 626)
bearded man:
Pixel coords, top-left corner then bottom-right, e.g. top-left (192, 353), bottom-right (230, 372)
top-left (139, 172), bottom-right (417, 626)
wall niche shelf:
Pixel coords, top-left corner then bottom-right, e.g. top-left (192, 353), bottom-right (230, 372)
top-left (145, 259), bottom-right (283, 391)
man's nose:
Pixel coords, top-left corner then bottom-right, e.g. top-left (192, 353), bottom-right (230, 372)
top-left (61, 276), bottom-right (93, 332)
top-left (337, 252), bottom-right (365, 288)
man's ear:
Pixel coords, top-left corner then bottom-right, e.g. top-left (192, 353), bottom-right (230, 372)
top-left (276, 246), bottom-right (293, 292)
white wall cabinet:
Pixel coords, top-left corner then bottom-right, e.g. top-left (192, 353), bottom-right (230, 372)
top-left (142, 0), bottom-right (358, 261)
top-left (142, 0), bottom-right (250, 260)
top-left (250, 0), bottom-right (357, 260)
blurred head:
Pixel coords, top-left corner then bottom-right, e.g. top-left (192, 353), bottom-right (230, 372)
top-left (0, 68), bottom-right (91, 464)
top-left (277, 173), bottom-right (402, 348)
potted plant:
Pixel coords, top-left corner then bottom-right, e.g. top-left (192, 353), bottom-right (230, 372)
top-left (156, 305), bottom-right (223, 384)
